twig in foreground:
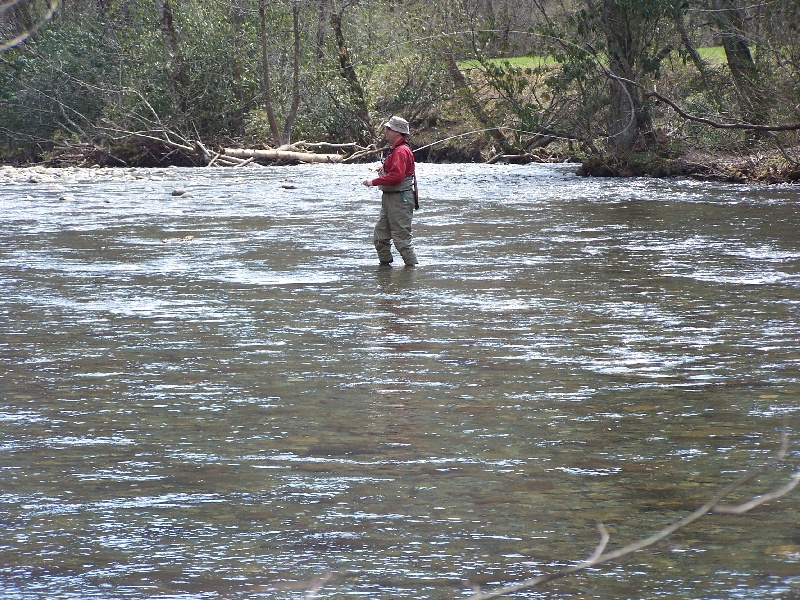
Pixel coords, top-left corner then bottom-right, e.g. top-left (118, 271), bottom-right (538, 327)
top-left (467, 432), bottom-right (798, 600)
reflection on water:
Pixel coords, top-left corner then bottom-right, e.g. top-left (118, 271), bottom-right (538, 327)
top-left (1, 163), bottom-right (799, 599)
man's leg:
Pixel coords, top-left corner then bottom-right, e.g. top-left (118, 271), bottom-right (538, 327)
top-left (373, 197), bottom-right (393, 263)
top-left (387, 192), bottom-right (418, 266)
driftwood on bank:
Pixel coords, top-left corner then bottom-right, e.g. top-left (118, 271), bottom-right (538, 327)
top-left (223, 147), bottom-right (343, 164)
top-left (190, 138), bottom-right (377, 166)
top-left (95, 124), bottom-right (368, 167)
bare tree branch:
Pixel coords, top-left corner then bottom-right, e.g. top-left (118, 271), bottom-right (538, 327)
top-left (582, 523), bottom-right (610, 566)
top-left (713, 473), bottom-right (800, 515)
top-left (467, 432), bottom-right (798, 600)
top-left (644, 89), bottom-right (800, 132)
top-left (0, 0), bottom-right (59, 52)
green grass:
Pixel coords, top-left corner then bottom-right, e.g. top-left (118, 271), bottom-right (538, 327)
top-left (461, 47), bottom-right (728, 69)
top-left (460, 55), bottom-right (557, 70)
top-left (697, 46), bottom-right (727, 63)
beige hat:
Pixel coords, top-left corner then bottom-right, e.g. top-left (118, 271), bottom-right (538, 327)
top-left (384, 115), bottom-right (410, 135)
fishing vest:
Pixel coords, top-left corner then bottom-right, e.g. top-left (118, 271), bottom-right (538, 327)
top-left (378, 141), bottom-right (415, 193)
top-left (379, 175), bottom-right (415, 193)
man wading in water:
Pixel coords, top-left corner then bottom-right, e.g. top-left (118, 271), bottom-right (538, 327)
top-left (362, 116), bottom-right (419, 267)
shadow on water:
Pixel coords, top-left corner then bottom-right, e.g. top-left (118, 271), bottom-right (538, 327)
top-left (0, 163), bottom-right (799, 599)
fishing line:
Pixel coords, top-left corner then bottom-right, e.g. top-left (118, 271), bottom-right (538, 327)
top-left (235, 17), bottom-right (639, 148)
top-left (324, 27), bottom-right (640, 148)
top-left (409, 126), bottom-right (580, 154)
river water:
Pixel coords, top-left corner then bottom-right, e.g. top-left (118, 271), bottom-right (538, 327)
top-left (1, 162), bottom-right (799, 599)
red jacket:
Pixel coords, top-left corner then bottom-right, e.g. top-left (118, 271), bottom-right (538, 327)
top-left (371, 139), bottom-right (415, 187)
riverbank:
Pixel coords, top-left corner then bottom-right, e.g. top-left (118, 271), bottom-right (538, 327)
top-left (576, 148), bottom-right (800, 184)
top-left (2, 135), bottom-right (798, 185)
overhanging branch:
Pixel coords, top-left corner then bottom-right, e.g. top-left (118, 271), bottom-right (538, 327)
top-left (644, 89), bottom-right (800, 132)
top-left (0, 0), bottom-right (59, 52)
top-left (467, 431), bottom-right (798, 600)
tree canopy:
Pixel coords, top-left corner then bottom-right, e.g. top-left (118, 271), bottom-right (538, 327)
top-left (1, 0), bottom-right (799, 174)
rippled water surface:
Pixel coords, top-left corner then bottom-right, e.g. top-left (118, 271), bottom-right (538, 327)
top-left (1, 163), bottom-right (799, 599)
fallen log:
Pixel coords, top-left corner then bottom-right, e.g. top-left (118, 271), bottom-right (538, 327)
top-left (343, 146), bottom-right (383, 163)
top-left (208, 152), bottom-right (256, 167)
top-left (223, 148), bottom-right (343, 164)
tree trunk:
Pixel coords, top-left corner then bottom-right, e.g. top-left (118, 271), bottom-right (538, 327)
top-left (282, 0), bottom-right (301, 145)
top-left (330, 8), bottom-right (371, 145)
top-left (258, 0), bottom-right (302, 146)
top-left (315, 0), bottom-right (329, 59)
top-left (710, 0), bottom-right (768, 133)
top-left (224, 147), bottom-right (343, 163)
top-left (443, 52), bottom-right (512, 153)
top-left (230, 0), bottom-right (247, 137)
top-left (675, 10), bottom-right (713, 96)
top-left (601, 0), bottom-right (655, 155)
top-left (258, 0), bottom-right (282, 145)
top-left (155, 0), bottom-right (188, 119)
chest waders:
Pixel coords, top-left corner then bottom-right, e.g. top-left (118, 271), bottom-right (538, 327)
top-left (374, 156), bottom-right (418, 266)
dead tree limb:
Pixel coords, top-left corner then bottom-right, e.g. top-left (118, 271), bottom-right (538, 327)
top-left (294, 141), bottom-right (365, 152)
top-left (342, 145), bottom-right (383, 163)
top-left (0, 0), bottom-right (59, 52)
top-left (644, 89), bottom-right (800, 132)
top-left (467, 432), bottom-right (798, 600)
top-left (223, 147), bottom-right (343, 164)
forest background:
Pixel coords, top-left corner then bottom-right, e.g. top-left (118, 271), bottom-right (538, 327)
top-left (1, 0), bottom-right (800, 182)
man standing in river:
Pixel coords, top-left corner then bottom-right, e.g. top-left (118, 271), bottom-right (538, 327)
top-left (362, 116), bottom-right (419, 267)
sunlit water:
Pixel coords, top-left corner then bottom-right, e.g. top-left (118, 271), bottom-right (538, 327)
top-left (1, 163), bottom-right (799, 599)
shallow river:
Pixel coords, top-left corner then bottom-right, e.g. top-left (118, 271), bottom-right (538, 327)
top-left (1, 162), bottom-right (799, 599)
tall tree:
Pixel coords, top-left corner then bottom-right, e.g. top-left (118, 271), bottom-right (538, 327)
top-left (258, 0), bottom-right (302, 146)
top-left (490, 0), bottom-right (679, 156)
top-left (444, 51), bottom-right (512, 152)
top-left (315, 0), bottom-right (328, 59)
top-left (329, 1), bottom-right (370, 145)
top-left (708, 0), bottom-right (767, 130)
top-left (155, 0), bottom-right (189, 119)
top-left (230, 0), bottom-right (248, 137)
top-left (0, 0), bottom-right (60, 52)
top-left (590, 0), bottom-right (674, 154)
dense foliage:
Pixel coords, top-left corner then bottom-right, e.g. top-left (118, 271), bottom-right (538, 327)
top-left (1, 0), bottom-right (799, 168)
